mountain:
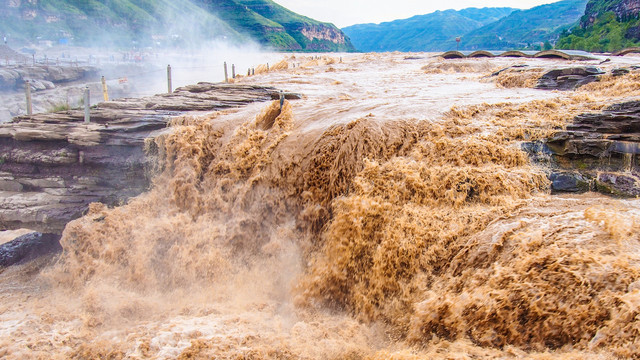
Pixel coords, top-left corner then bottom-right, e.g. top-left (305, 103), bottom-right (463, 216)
top-left (557, 0), bottom-right (640, 52)
top-left (460, 0), bottom-right (588, 50)
top-left (341, 7), bottom-right (515, 52)
top-left (0, 0), bottom-right (355, 51)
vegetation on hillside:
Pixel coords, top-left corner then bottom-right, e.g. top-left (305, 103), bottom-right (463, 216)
top-left (557, 0), bottom-right (640, 52)
top-left (460, 0), bottom-right (587, 50)
top-left (342, 8), bottom-right (515, 52)
top-left (0, 0), bottom-right (354, 51)
top-left (342, 0), bottom-right (586, 52)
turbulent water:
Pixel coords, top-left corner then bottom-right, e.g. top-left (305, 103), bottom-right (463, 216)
top-left (2, 53), bottom-right (640, 359)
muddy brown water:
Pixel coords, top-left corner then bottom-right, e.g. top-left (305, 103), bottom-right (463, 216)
top-left (2, 53), bottom-right (640, 359)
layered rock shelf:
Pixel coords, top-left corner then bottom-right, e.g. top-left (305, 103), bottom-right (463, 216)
top-left (535, 66), bottom-right (605, 90)
top-left (525, 100), bottom-right (640, 196)
top-left (0, 64), bottom-right (99, 92)
top-left (0, 83), bottom-right (294, 234)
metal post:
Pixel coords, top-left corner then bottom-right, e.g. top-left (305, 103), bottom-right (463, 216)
top-left (232, 64), bottom-right (236, 79)
top-left (83, 86), bottom-right (90, 123)
top-left (101, 76), bottom-right (109, 101)
top-left (279, 91), bottom-right (284, 111)
top-left (224, 62), bottom-right (228, 83)
top-left (167, 64), bottom-right (172, 93)
top-left (248, 68), bottom-right (251, 76)
top-left (251, 68), bottom-right (255, 76)
top-left (25, 80), bottom-right (32, 116)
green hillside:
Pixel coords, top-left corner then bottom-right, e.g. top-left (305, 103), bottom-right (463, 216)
top-left (342, 8), bottom-right (515, 52)
top-left (557, 0), bottom-right (640, 52)
top-left (0, 0), bottom-right (355, 51)
top-left (460, 0), bottom-right (588, 50)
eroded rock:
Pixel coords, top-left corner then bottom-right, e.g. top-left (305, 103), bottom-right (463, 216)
top-left (0, 232), bottom-right (61, 267)
top-left (535, 66), bottom-right (605, 90)
top-left (525, 100), bottom-right (640, 196)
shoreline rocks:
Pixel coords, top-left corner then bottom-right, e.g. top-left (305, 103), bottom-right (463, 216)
top-left (0, 83), bottom-right (297, 234)
top-left (535, 66), bottom-right (605, 90)
top-left (525, 100), bottom-right (640, 196)
top-left (0, 232), bottom-right (61, 268)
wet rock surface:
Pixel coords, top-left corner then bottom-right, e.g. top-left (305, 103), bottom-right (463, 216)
top-left (526, 100), bottom-right (640, 196)
top-left (535, 66), bottom-right (605, 90)
top-left (0, 83), bottom-right (293, 233)
top-left (0, 232), bottom-right (61, 268)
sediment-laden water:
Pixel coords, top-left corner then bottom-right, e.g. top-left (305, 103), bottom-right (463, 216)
top-left (1, 53), bottom-right (640, 359)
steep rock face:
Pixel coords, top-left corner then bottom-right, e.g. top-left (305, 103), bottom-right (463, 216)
top-left (525, 100), bottom-right (640, 196)
top-left (0, 83), bottom-right (292, 234)
top-left (226, 0), bottom-right (355, 51)
top-left (300, 25), bottom-right (345, 44)
top-left (581, 0), bottom-right (640, 27)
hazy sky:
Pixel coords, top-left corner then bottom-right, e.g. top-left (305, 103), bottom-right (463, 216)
top-left (273, 0), bottom-right (561, 28)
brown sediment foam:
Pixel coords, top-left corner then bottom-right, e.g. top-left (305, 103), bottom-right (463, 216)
top-left (492, 68), bottom-right (546, 88)
top-left (422, 59), bottom-right (499, 74)
top-left (5, 55), bottom-right (640, 358)
top-left (53, 101), bottom-right (297, 291)
top-left (254, 59), bottom-right (289, 75)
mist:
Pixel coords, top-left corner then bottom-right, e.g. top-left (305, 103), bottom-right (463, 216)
top-left (0, 0), bottom-right (296, 122)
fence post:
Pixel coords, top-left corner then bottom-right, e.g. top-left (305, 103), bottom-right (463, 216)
top-left (167, 64), bottom-right (172, 93)
top-left (279, 91), bottom-right (284, 111)
top-left (101, 76), bottom-right (109, 101)
top-left (224, 62), bottom-right (228, 83)
top-left (83, 86), bottom-right (90, 123)
top-left (25, 80), bottom-right (32, 116)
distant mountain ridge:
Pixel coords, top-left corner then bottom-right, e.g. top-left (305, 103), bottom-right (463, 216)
top-left (342, 0), bottom-right (587, 52)
top-left (460, 0), bottom-right (588, 50)
top-left (0, 0), bottom-right (355, 51)
top-left (342, 7), bottom-right (515, 52)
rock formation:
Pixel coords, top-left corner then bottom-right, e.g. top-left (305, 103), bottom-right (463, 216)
top-left (0, 232), bottom-right (61, 267)
top-left (0, 83), bottom-right (297, 234)
top-left (535, 66), bottom-right (604, 90)
top-left (525, 100), bottom-right (640, 196)
top-left (0, 64), bottom-right (99, 92)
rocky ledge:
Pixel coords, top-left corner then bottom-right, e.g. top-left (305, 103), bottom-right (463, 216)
top-left (535, 66), bottom-right (605, 90)
top-left (0, 83), bottom-right (296, 234)
top-left (0, 64), bottom-right (99, 92)
top-left (0, 232), bottom-right (61, 267)
top-left (525, 100), bottom-right (640, 196)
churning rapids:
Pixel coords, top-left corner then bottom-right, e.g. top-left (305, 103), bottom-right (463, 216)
top-left (2, 52), bottom-right (640, 359)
